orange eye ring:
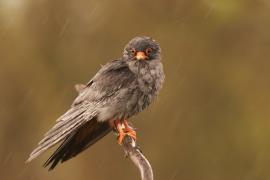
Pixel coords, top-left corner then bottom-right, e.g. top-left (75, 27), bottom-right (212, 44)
top-left (130, 48), bottom-right (136, 55)
top-left (145, 48), bottom-right (152, 55)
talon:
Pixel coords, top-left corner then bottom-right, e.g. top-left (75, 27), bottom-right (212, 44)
top-left (114, 119), bottom-right (137, 145)
top-left (126, 130), bottom-right (137, 141)
top-left (117, 132), bottom-right (125, 145)
top-left (123, 119), bottom-right (137, 141)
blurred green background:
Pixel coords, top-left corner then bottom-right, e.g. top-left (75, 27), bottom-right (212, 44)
top-left (0, 0), bottom-right (270, 179)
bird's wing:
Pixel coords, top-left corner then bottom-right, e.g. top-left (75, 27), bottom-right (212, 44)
top-left (27, 60), bottom-right (135, 162)
top-left (72, 59), bottom-right (135, 106)
top-left (26, 103), bottom-right (96, 162)
top-left (43, 118), bottom-right (111, 170)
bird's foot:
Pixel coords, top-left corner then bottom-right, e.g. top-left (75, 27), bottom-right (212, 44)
top-left (117, 130), bottom-right (137, 145)
top-left (114, 119), bottom-right (137, 145)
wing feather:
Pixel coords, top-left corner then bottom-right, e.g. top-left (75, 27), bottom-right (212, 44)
top-left (26, 104), bottom-right (97, 162)
top-left (43, 118), bottom-right (111, 170)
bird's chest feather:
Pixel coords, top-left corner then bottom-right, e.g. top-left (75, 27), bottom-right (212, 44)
top-left (130, 60), bottom-right (164, 93)
top-left (127, 60), bottom-right (164, 112)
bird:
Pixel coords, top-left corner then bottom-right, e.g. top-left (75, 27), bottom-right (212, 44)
top-left (26, 36), bottom-right (165, 170)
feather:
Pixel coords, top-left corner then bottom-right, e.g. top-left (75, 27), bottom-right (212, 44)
top-left (26, 104), bottom-right (97, 163)
top-left (43, 118), bottom-right (111, 170)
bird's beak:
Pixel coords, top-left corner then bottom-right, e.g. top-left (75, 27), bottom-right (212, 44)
top-left (136, 51), bottom-right (147, 60)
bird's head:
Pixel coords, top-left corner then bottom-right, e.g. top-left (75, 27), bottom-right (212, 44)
top-left (123, 36), bottom-right (161, 61)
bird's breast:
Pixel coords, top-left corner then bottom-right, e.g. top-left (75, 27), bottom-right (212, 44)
top-left (135, 60), bottom-right (164, 94)
top-left (125, 60), bottom-right (164, 116)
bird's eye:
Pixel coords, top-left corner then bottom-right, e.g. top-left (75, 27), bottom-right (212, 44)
top-left (145, 48), bottom-right (152, 55)
top-left (130, 48), bottom-right (136, 56)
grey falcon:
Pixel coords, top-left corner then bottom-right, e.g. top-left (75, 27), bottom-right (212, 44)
top-left (26, 36), bottom-right (165, 170)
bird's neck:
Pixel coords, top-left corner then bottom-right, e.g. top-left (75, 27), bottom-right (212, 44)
top-left (126, 59), bottom-right (159, 73)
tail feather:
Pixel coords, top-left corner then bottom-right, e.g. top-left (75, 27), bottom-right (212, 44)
top-left (26, 105), bottom-right (97, 163)
top-left (43, 119), bottom-right (112, 170)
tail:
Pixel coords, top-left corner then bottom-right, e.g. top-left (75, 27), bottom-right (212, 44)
top-left (26, 104), bottom-right (97, 163)
top-left (43, 118), bottom-right (112, 170)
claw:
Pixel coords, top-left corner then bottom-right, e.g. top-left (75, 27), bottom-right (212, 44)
top-left (114, 119), bottom-right (137, 145)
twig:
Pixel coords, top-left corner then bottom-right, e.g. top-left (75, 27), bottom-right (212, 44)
top-left (121, 131), bottom-right (154, 180)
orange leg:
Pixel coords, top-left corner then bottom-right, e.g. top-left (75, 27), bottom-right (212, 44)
top-left (123, 120), bottom-right (136, 140)
top-left (114, 119), bottom-right (137, 145)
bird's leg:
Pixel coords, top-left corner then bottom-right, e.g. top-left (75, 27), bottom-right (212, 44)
top-left (114, 119), bottom-right (125, 145)
top-left (114, 119), bottom-right (137, 145)
top-left (123, 120), bottom-right (136, 140)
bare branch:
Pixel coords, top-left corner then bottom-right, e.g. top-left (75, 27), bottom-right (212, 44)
top-left (121, 133), bottom-right (154, 180)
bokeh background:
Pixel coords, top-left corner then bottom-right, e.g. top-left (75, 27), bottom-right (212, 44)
top-left (0, 0), bottom-right (270, 179)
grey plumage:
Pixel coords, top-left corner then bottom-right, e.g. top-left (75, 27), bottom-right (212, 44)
top-left (26, 36), bottom-right (165, 169)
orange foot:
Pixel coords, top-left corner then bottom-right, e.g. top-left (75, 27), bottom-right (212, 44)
top-left (114, 119), bottom-right (137, 145)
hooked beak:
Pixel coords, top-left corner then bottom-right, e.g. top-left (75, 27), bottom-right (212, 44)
top-left (136, 51), bottom-right (147, 60)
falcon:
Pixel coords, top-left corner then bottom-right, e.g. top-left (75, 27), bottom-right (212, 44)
top-left (27, 36), bottom-right (165, 170)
